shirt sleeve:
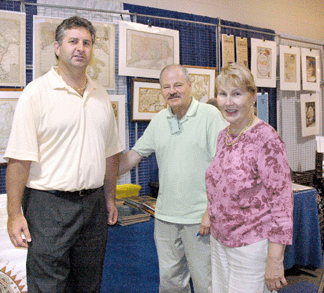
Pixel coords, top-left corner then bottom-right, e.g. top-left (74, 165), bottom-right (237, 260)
top-left (258, 136), bottom-right (293, 245)
top-left (4, 92), bottom-right (39, 162)
top-left (132, 116), bottom-right (157, 158)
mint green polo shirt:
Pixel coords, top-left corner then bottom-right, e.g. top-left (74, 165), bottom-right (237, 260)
top-left (132, 98), bottom-right (226, 224)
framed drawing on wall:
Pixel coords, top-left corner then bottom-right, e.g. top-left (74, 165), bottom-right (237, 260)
top-left (301, 48), bottom-right (320, 91)
top-left (300, 93), bottom-right (320, 137)
top-left (34, 16), bottom-right (116, 89)
top-left (0, 11), bottom-right (26, 87)
top-left (184, 66), bottom-right (217, 103)
top-left (251, 38), bottom-right (277, 88)
top-left (131, 78), bottom-right (166, 122)
top-left (279, 45), bottom-right (301, 91)
top-left (110, 95), bottom-right (126, 150)
top-left (0, 89), bottom-right (22, 163)
top-left (118, 21), bottom-right (180, 79)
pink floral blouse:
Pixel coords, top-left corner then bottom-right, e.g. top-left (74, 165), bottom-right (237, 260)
top-left (206, 120), bottom-right (293, 248)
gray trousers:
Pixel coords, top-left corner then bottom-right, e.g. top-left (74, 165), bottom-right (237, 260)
top-left (22, 187), bottom-right (108, 293)
top-left (154, 218), bottom-right (211, 293)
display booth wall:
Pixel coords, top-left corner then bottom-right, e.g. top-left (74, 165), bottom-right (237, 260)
top-left (0, 1), bottom-right (322, 196)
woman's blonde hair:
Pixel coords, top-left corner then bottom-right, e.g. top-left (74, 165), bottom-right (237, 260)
top-left (215, 63), bottom-right (257, 96)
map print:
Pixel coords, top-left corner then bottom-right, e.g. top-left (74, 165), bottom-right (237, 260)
top-left (189, 73), bottom-right (210, 103)
top-left (0, 11), bottom-right (26, 87)
top-left (0, 98), bottom-right (17, 155)
top-left (34, 16), bottom-right (115, 89)
top-left (126, 29), bottom-right (174, 71)
top-left (138, 87), bottom-right (166, 113)
top-left (284, 53), bottom-right (297, 83)
top-left (257, 46), bottom-right (272, 79)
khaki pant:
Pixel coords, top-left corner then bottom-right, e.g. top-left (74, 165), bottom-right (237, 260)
top-left (154, 218), bottom-right (211, 293)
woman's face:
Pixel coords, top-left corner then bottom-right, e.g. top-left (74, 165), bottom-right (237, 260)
top-left (217, 84), bottom-right (256, 132)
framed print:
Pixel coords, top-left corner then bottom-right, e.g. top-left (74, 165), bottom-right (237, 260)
top-left (256, 92), bottom-right (269, 123)
top-left (300, 93), bottom-right (320, 137)
top-left (0, 11), bottom-right (26, 87)
top-left (222, 34), bottom-right (235, 68)
top-left (251, 38), bottom-right (277, 88)
top-left (131, 78), bottom-right (166, 122)
top-left (236, 36), bottom-right (248, 67)
top-left (301, 48), bottom-right (320, 91)
top-left (0, 89), bottom-right (22, 163)
top-left (184, 66), bottom-right (217, 103)
top-left (279, 45), bottom-right (301, 91)
top-left (118, 21), bottom-right (180, 79)
top-left (33, 16), bottom-right (116, 89)
top-left (110, 95), bottom-right (126, 150)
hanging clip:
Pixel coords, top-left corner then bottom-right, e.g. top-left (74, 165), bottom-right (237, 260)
top-left (147, 19), bottom-right (152, 27)
top-left (120, 14), bottom-right (123, 20)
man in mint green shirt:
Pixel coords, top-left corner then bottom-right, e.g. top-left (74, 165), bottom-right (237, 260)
top-left (119, 64), bottom-right (225, 293)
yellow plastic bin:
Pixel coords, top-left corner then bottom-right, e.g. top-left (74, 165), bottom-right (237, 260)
top-left (116, 184), bottom-right (142, 199)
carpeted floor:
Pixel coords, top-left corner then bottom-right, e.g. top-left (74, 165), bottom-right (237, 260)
top-left (286, 267), bottom-right (323, 285)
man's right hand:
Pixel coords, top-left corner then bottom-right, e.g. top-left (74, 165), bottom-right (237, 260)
top-left (7, 213), bottom-right (31, 248)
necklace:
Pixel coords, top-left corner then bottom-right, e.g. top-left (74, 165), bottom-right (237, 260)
top-left (56, 68), bottom-right (87, 93)
top-left (73, 79), bottom-right (87, 92)
top-left (225, 114), bottom-right (254, 146)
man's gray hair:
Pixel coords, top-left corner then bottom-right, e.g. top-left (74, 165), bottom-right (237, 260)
top-left (159, 64), bottom-right (191, 84)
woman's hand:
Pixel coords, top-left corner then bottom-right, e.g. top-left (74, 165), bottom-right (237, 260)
top-left (265, 242), bottom-right (287, 291)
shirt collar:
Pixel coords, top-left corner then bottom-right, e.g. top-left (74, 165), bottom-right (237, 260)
top-left (49, 66), bottom-right (97, 92)
top-left (166, 97), bottom-right (199, 119)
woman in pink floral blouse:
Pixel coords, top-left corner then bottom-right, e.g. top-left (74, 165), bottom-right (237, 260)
top-left (206, 63), bottom-right (293, 293)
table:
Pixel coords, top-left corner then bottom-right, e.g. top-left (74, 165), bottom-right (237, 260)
top-left (284, 187), bottom-right (323, 270)
top-left (101, 218), bottom-right (159, 293)
top-left (102, 188), bottom-right (323, 292)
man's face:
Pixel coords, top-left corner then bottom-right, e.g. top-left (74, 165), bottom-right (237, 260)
top-left (54, 27), bottom-right (93, 70)
top-left (160, 66), bottom-right (192, 113)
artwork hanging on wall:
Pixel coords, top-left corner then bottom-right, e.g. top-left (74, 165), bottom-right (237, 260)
top-left (236, 37), bottom-right (248, 67)
top-left (131, 78), bottom-right (166, 121)
top-left (0, 90), bottom-right (22, 163)
top-left (256, 92), bottom-right (269, 123)
top-left (301, 48), bottom-right (321, 91)
top-left (222, 34), bottom-right (235, 68)
top-left (184, 66), bottom-right (217, 103)
top-left (279, 45), bottom-right (301, 91)
top-left (251, 38), bottom-right (277, 88)
top-left (110, 95), bottom-right (126, 150)
top-left (118, 21), bottom-right (180, 79)
top-left (0, 11), bottom-right (26, 87)
top-left (300, 93), bottom-right (320, 137)
top-left (33, 16), bottom-right (116, 89)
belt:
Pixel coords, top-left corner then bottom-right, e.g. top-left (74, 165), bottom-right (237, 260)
top-left (44, 187), bottom-right (102, 197)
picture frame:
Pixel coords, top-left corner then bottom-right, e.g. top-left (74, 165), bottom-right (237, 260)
top-left (109, 95), bottom-right (126, 150)
top-left (300, 93), bottom-right (320, 137)
top-left (301, 48), bottom-right (321, 91)
top-left (279, 45), bottom-right (301, 91)
top-left (0, 89), bottom-right (22, 163)
top-left (251, 38), bottom-right (277, 88)
top-left (118, 21), bottom-right (180, 79)
top-left (183, 66), bottom-right (217, 103)
top-left (131, 78), bottom-right (166, 122)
